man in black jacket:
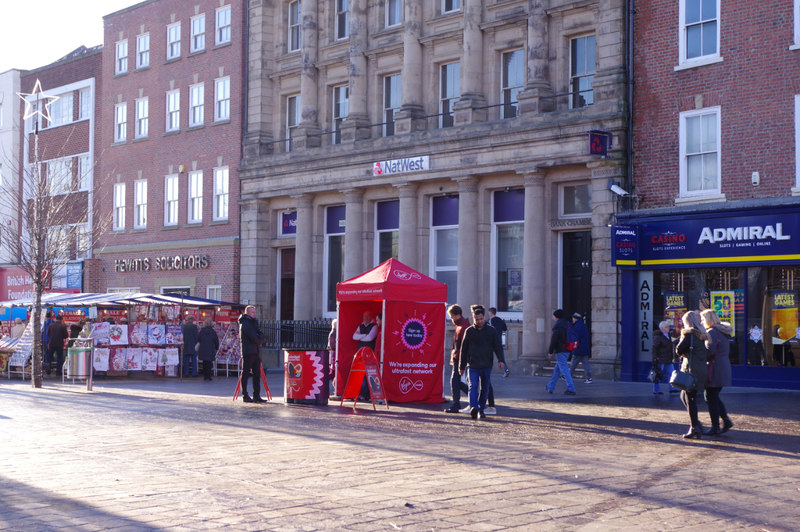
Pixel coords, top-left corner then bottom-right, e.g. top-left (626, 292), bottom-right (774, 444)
top-left (239, 306), bottom-right (266, 403)
top-left (459, 305), bottom-right (506, 420)
top-left (546, 309), bottom-right (576, 395)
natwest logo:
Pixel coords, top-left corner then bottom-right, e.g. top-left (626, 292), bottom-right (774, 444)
top-left (373, 155), bottom-right (429, 177)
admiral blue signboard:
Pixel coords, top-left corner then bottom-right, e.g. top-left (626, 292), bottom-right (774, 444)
top-left (617, 211), bottom-right (800, 269)
top-left (612, 225), bottom-right (639, 266)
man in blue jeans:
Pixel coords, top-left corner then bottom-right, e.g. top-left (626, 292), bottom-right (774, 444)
top-left (458, 305), bottom-right (506, 420)
top-left (546, 309), bottom-right (577, 395)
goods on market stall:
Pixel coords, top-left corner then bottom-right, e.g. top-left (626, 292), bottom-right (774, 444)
top-left (148, 324), bottom-right (166, 345)
top-left (129, 324), bottom-right (149, 345)
top-left (108, 347), bottom-right (128, 376)
top-left (92, 322), bottom-right (110, 345)
top-left (93, 348), bottom-right (110, 371)
top-left (109, 324), bottom-right (129, 345)
top-left (141, 348), bottom-right (158, 371)
top-left (165, 324), bottom-right (183, 344)
top-left (125, 348), bottom-right (142, 371)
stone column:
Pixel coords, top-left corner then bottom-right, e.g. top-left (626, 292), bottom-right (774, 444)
top-left (343, 188), bottom-right (364, 280)
top-left (240, 199), bottom-right (272, 309)
top-left (293, 194), bottom-right (314, 320)
top-left (522, 170), bottom-right (546, 367)
top-left (455, 177), bottom-right (478, 308)
top-left (454, 0), bottom-right (487, 125)
top-left (243, 1), bottom-right (273, 159)
top-left (591, 0), bottom-right (626, 110)
top-left (517, 0), bottom-right (554, 115)
top-left (341, 0), bottom-right (370, 142)
top-left (295, 0), bottom-right (320, 149)
top-left (394, 0), bottom-right (425, 134)
top-left (396, 183), bottom-right (418, 269)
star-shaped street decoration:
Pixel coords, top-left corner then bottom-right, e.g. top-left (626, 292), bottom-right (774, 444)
top-left (17, 79), bottom-right (60, 125)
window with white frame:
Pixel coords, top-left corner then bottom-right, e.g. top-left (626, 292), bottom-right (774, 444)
top-left (560, 183), bottom-right (592, 217)
top-left (570, 35), bottom-right (595, 108)
top-left (78, 88), bottom-right (90, 119)
top-left (188, 170), bottom-right (203, 223)
top-left (77, 155), bottom-right (91, 191)
top-left (213, 166), bottom-right (229, 220)
top-left (214, 77), bottom-right (230, 121)
top-left (47, 92), bottom-right (73, 128)
top-left (288, 1), bottom-right (301, 52)
top-left (502, 49), bottom-right (523, 119)
top-left (135, 97), bottom-right (149, 138)
top-left (216, 5), bottom-right (231, 44)
top-left (383, 74), bottom-right (401, 137)
top-left (439, 62), bottom-right (460, 128)
top-left (375, 200), bottom-right (399, 264)
top-left (113, 183), bottom-right (126, 230)
top-left (191, 14), bottom-right (205, 52)
top-left (492, 189), bottom-right (524, 313)
top-left (75, 224), bottom-right (89, 260)
top-left (47, 157), bottom-right (72, 195)
top-left (166, 89), bottom-right (180, 131)
top-left (431, 195), bottom-right (459, 304)
top-left (286, 94), bottom-right (300, 152)
top-left (324, 205), bottom-right (346, 314)
top-left (332, 84), bottom-right (349, 144)
top-left (167, 22), bottom-right (181, 59)
top-left (115, 40), bottom-right (128, 74)
top-left (206, 285), bottom-right (222, 301)
top-left (164, 174), bottom-right (179, 226)
top-left (443, 0), bottom-right (460, 14)
top-left (137, 33), bottom-right (150, 68)
top-left (386, 0), bottom-right (401, 27)
top-left (679, 106), bottom-right (721, 197)
top-left (114, 102), bottom-right (127, 142)
top-left (795, 1), bottom-right (800, 47)
top-left (26, 102), bottom-right (39, 131)
top-left (679, 0), bottom-right (719, 64)
top-left (134, 180), bottom-right (147, 228)
top-left (189, 83), bottom-right (204, 126)
top-left (336, 0), bottom-right (350, 40)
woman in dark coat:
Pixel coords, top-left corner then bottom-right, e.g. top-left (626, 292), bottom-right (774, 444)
top-left (197, 318), bottom-right (220, 381)
top-left (701, 309), bottom-right (734, 435)
top-left (651, 320), bottom-right (678, 395)
top-left (675, 311), bottom-right (709, 439)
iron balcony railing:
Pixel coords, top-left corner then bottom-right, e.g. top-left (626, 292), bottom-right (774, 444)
top-left (260, 319), bottom-right (332, 350)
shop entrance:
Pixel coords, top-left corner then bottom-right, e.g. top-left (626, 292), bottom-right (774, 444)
top-left (562, 231), bottom-right (592, 321)
top-left (279, 248), bottom-right (295, 321)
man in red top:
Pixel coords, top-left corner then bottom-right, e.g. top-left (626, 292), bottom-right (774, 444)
top-left (444, 304), bottom-right (471, 413)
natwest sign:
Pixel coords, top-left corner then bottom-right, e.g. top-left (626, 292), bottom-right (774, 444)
top-left (373, 155), bottom-right (429, 177)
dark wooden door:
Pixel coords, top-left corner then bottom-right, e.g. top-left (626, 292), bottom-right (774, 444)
top-left (279, 248), bottom-right (295, 321)
top-left (562, 231), bottom-right (592, 325)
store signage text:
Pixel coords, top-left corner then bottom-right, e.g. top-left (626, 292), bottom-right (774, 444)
top-left (373, 155), bottom-right (429, 177)
top-left (638, 273), bottom-right (653, 358)
top-left (697, 223), bottom-right (790, 245)
top-left (115, 255), bottom-right (210, 273)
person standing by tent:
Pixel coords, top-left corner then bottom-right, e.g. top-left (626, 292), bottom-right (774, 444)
top-left (239, 305), bottom-right (266, 403)
top-left (182, 316), bottom-right (200, 377)
top-left (352, 311), bottom-right (377, 400)
top-left (459, 305), bottom-right (506, 420)
top-left (10, 317), bottom-right (26, 338)
top-left (444, 304), bottom-right (470, 413)
top-left (198, 317), bottom-right (220, 382)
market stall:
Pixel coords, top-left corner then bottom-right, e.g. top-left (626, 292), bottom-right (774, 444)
top-left (335, 258), bottom-right (447, 403)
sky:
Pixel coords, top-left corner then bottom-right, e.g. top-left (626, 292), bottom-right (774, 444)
top-left (0, 0), bottom-right (140, 74)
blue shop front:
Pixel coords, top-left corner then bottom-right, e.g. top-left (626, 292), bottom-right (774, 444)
top-left (613, 205), bottom-right (800, 390)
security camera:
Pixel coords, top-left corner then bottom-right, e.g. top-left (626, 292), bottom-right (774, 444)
top-left (609, 184), bottom-right (630, 196)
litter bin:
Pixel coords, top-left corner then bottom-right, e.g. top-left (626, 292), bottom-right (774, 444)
top-left (284, 350), bottom-right (330, 405)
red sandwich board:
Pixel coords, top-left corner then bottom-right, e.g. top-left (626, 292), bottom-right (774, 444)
top-left (340, 347), bottom-right (388, 410)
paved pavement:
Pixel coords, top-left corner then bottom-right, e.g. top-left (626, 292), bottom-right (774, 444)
top-left (1, 371), bottom-right (798, 531)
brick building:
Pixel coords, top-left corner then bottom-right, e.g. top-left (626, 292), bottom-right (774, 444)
top-left (97, 0), bottom-right (243, 301)
top-left (0, 68), bottom-right (22, 265)
top-left (14, 46), bottom-right (103, 295)
top-left (240, 0), bottom-right (627, 375)
top-left (617, 1), bottom-right (800, 388)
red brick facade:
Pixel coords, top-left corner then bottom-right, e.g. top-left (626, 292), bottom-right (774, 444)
top-left (98, 0), bottom-right (243, 301)
top-left (632, 1), bottom-right (798, 206)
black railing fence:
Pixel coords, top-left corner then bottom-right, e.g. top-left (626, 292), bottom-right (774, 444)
top-left (260, 319), bottom-right (332, 350)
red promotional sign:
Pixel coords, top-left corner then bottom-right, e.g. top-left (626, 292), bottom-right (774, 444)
top-left (215, 309), bottom-right (239, 322)
top-left (284, 350), bottom-right (329, 404)
top-left (59, 310), bottom-right (85, 323)
top-left (100, 309), bottom-right (128, 321)
top-left (340, 347), bottom-right (387, 409)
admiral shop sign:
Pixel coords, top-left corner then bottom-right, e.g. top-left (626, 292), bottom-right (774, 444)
top-left (373, 155), bottom-right (429, 177)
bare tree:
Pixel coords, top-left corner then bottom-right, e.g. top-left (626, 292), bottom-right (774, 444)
top-left (1, 82), bottom-right (110, 388)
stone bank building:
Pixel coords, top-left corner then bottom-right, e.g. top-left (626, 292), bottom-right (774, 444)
top-left (240, 0), bottom-right (627, 374)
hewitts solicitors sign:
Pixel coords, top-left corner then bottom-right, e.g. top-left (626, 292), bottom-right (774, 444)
top-left (613, 210), bottom-right (800, 268)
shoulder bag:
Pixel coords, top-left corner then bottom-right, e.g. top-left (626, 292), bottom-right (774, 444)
top-left (670, 334), bottom-right (697, 392)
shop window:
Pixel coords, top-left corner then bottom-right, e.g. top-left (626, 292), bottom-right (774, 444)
top-left (679, 107), bottom-right (720, 198)
top-left (492, 189), bottom-right (524, 312)
top-left (383, 74), bottom-right (401, 137)
top-left (439, 62), bottom-right (460, 128)
top-left (137, 33), bottom-right (150, 69)
top-left (679, 0), bottom-right (719, 65)
top-left (324, 205), bottom-right (346, 314)
top-left (560, 183), bottom-right (591, 217)
top-left (375, 200), bottom-right (399, 264)
top-left (335, 0), bottom-right (349, 40)
top-left (288, 1), bottom-right (301, 52)
top-left (431, 195), bottom-right (459, 304)
top-left (332, 84), bottom-right (349, 144)
top-left (570, 35), bottom-right (595, 108)
top-left (501, 49), bottom-right (523, 119)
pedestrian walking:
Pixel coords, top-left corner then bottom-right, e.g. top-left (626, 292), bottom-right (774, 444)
top-left (239, 305), bottom-right (267, 403)
top-left (546, 309), bottom-right (576, 395)
top-left (701, 309), bottom-right (734, 435)
top-left (676, 311), bottom-right (709, 439)
top-left (444, 304), bottom-right (470, 413)
top-left (197, 317), bottom-right (220, 381)
top-left (458, 305), bottom-right (506, 420)
top-left (651, 320), bottom-right (679, 395)
top-left (568, 312), bottom-right (592, 383)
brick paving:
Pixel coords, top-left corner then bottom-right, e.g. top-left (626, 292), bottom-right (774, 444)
top-left (1, 373), bottom-right (798, 531)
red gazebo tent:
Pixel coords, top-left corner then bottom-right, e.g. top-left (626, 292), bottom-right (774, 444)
top-left (336, 258), bottom-right (447, 403)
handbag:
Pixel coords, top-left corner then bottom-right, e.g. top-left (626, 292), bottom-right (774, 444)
top-left (670, 334), bottom-right (697, 391)
top-left (648, 364), bottom-right (663, 383)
